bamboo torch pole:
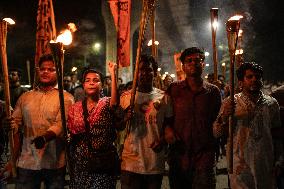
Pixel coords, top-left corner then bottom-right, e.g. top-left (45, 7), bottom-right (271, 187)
top-left (50, 42), bottom-right (67, 137)
top-left (0, 18), bottom-right (17, 177)
top-left (226, 15), bottom-right (242, 174)
top-left (26, 60), bottom-right (31, 86)
top-left (151, 7), bottom-right (156, 59)
top-left (116, 0), bottom-right (121, 83)
top-left (126, 0), bottom-right (155, 135)
top-left (49, 24), bottom-right (76, 173)
top-left (210, 8), bottom-right (219, 82)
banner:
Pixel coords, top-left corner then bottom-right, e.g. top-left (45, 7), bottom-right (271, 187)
top-left (174, 52), bottom-right (185, 81)
top-left (109, 0), bottom-right (131, 67)
top-left (35, 0), bottom-right (56, 66)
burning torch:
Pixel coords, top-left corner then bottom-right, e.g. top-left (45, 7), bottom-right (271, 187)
top-left (226, 14), bottom-right (243, 174)
top-left (0, 18), bottom-right (17, 177)
top-left (49, 23), bottom-right (76, 144)
top-left (210, 8), bottom-right (219, 82)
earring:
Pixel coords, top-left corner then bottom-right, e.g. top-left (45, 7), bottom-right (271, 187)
top-left (100, 89), bottom-right (104, 97)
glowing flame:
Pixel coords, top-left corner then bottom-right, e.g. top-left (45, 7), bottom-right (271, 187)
top-left (238, 29), bottom-right (243, 37)
top-left (228, 15), bottom-right (243, 21)
top-left (3, 18), bottom-right (15, 25)
top-left (222, 62), bottom-right (226, 67)
top-left (212, 20), bottom-right (218, 30)
top-left (68, 23), bottom-right (77, 32)
top-left (50, 23), bottom-right (76, 46)
top-left (235, 49), bottom-right (243, 55)
top-left (56, 29), bottom-right (72, 45)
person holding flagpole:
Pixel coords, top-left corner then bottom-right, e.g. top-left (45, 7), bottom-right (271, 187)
top-left (120, 54), bottom-right (173, 189)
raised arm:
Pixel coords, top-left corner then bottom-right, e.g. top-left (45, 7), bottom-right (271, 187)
top-left (108, 61), bottom-right (118, 107)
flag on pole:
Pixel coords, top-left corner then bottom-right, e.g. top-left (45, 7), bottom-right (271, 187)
top-left (35, 0), bottom-right (56, 66)
top-left (174, 52), bottom-right (185, 81)
top-left (109, 0), bottom-right (131, 67)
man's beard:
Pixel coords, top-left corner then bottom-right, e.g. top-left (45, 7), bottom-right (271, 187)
top-left (40, 80), bottom-right (57, 87)
top-left (187, 69), bottom-right (202, 78)
top-left (249, 81), bottom-right (263, 94)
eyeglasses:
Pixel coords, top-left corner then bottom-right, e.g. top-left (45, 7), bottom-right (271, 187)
top-left (183, 57), bottom-right (204, 64)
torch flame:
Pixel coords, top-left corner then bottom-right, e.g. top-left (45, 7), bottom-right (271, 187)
top-left (228, 15), bottom-right (243, 21)
top-left (50, 23), bottom-right (76, 46)
top-left (56, 29), bottom-right (72, 46)
top-left (212, 20), bottom-right (218, 30)
top-left (3, 18), bottom-right (15, 25)
top-left (68, 23), bottom-right (77, 32)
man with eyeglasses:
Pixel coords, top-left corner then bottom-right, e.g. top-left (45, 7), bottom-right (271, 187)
top-left (165, 47), bottom-right (221, 189)
top-left (213, 62), bottom-right (282, 189)
top-left (4, 54), bottom-right (74, 189)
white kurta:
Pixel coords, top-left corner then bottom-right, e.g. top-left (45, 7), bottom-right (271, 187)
top-left (120, 88), bottom-right (173, 174)
top-left (214, 92), bottom-right (281, 189)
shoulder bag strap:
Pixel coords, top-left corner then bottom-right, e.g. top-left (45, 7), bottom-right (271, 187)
top-left (82, 98), bottom-right (94, 152)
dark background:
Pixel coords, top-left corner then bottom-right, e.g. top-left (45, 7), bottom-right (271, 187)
top-left (0, 0), bottom-right (283, 84)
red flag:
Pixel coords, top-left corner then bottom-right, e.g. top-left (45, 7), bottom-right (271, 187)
top-left (109, 0), bottom-right (131, 67)
top-left (174, 52), bottom-right (185, 81)
top-left (35, 0), bottom-right (56, 66)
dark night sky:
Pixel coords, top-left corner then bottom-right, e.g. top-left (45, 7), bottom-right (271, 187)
top-left (0, 0), bottom-right (105, 83)
top-left (0, 0), bottom-right (284, 83)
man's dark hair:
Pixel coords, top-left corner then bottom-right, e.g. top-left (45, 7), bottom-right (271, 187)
top-left (125, 81), bottom-right (133, 90)
top-left (236, 62), bottom-right (263, 81)
top-left (38, 54), bottom-right (54, 67)
top-left (180, 47), bottom-right (205, 64)
top-left (140, 54), bottom-right (158, 76)
top-left (9, 68), bottom-right (22, 78)
top-left (81, 67), bottom-right (104, 84)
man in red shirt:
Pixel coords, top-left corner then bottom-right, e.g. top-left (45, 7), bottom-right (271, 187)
top-left (165, 47), bottom-right (221, 189)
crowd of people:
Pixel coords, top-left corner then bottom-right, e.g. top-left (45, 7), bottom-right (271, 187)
top-left (0, 47), bottom-right (283, 189)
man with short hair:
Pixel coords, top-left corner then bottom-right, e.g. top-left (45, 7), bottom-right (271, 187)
top-left (165, 47), bottom-right (221, 189)
top-left (0, 68), bottom-right (28, 108)
top-left (7, 54), bottom-right (74, 189)
top-left (63, 75), bottom-right (72, 93)
top-left (213, 62), bottom-right (282, 188)
top-left (120, 54), bottom-right (173, 189)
